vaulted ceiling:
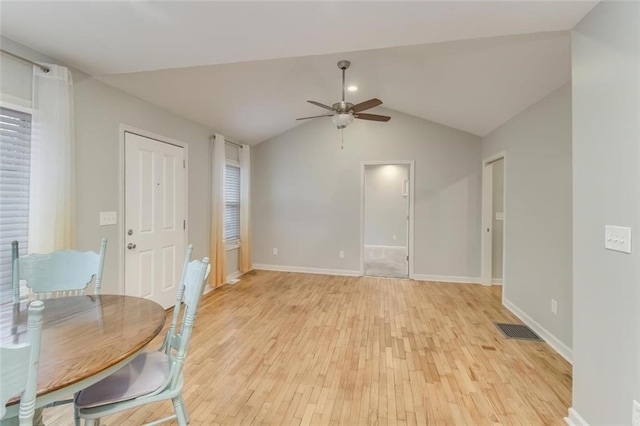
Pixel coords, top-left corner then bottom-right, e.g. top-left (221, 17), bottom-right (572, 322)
top-left (0, 1), bottom-right (597, 144)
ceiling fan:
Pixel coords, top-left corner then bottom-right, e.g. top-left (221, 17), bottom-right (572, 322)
top-left (296, 60), bottom-right (391, 129)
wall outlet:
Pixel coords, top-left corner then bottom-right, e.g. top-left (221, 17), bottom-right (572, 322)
top-left (272, 247), bottom-right (278, 255)
top-left (632, 400), bottom-right (640, 426)
top-left (99, 211), bottom-right (117, 226)
top-left (551, 299), bottom-right (557, 315)
top-left (339, 251), bottom-right (345, 258)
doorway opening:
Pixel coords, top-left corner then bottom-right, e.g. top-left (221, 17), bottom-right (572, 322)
top-left (481, 152), bottom-right (506, 288)
top-left (361, 161), bottom-right (414, 279)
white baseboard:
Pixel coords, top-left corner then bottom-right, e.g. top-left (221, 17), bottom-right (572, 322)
top-left (503, 297), bottom-right (573, 364)
top-left (492, 278), bottom-right (503, 285)
top-left (253, 264), bottom-right (361, 277)
top-left (364, 244), bottom-right (407, 249)
top-left (565, 407), bottom-right (588, 426)
top-left (412, 274), bottom-right (482, 284)
top-left (226, 270), bottom-right (242, 284)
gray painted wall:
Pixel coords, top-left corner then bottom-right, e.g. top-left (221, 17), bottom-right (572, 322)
top-left (252, 108), bottom-right (482, 276)
top-left (571, 1), bottom-right (640, 423)
top-left (482, 83), bottom-right (573, 349)
top-left (491, 158), bottom-right (504, 280)
top-left (364, 164), bottom-right (409, 247)
top-left (1, 37), bottom-right (215, 294)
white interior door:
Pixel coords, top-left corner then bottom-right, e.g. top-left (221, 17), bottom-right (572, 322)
top-left (125, 132), bottom-right (185, 309)
top-left (481, 161), bottom-right (494, 286)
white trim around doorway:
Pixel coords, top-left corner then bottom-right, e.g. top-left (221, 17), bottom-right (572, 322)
top-left (360, 160), bottom-right (415, 279)
top-left (481, 152), bottom-right (507, 296)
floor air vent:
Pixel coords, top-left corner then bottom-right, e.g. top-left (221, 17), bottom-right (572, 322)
top-left (495, 323), bottom-right (543, 341)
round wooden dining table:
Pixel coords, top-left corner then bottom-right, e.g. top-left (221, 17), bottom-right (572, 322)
top-left (0, 294), bottom-right (166, 421)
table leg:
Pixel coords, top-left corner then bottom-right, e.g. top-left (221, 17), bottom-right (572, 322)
top-left (0, 407), bottom-right (44, 426)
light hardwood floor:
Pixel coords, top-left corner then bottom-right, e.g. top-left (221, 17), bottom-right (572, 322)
top-left (45, 270), bottom-right (571, 425)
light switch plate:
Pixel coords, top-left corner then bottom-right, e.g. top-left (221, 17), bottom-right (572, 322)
top-left (605, 225), bottom-right (631, 254)
top-left (632, 400), bottom-right (640, 426)
top-left (495, 212), bottom-right (504, 221)
top-left (100, 211), bottom-right (117, 226)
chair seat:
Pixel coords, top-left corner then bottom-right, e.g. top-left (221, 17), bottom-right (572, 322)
top-left (76, 351), bottom-right (170, 409)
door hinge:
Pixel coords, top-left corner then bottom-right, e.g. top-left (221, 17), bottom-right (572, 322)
top-left (183, 159), bottom-right (186, 168)
top-left (406, 255), bottom-right (409, 261)
top-left (183, 220), bottom-right (186, 230)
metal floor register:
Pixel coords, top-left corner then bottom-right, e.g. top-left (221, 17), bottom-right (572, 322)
top-left (495, 323), bottom-right (543, 341)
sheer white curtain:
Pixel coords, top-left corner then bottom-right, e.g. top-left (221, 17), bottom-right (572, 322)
top-left (239, 145), bottom-right (252, 272)
top-left (210, 134), bottom-right (226, 287)
top-left (29, 64), bottom-right (76, 253)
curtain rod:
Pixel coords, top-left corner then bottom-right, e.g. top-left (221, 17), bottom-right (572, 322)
top-left (225, 140), bottom-right (243, 149)
top-left (0, 49), bottom-right (50, 73)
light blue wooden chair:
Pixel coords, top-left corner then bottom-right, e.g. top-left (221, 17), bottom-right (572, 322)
top-left (12, 239), bottom-right (107, 300)
top-left (75, 247), bottom-right (210, 426)
top-left (11, 239), bottom-right (107, 424)
top-left (11, 241), bottom-right (20, 303)
top-left (0, 300), bottom-right (45, 426)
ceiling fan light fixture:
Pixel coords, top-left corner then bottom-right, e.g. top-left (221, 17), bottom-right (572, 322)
top-left (295, 60), bottom-right (390, 129)
top-left (332, 113), bottom-right (354, 129)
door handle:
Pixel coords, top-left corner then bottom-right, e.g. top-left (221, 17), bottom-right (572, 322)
top-left (127, 243), bottom-right (137, 250)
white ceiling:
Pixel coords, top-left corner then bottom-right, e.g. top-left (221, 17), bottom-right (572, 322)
top-left (0, 1), bottom-right (596, 144)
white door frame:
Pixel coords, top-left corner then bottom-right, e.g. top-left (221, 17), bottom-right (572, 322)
top-left (360, 160), bottom-right (415, 279)
top-left (118, 124), bottom-right (189, 295)
top-left (481, 152), bottom-right (506, 289)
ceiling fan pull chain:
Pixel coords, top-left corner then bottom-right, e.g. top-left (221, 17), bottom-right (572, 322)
top-left (341, 129), bottom-right (344, 150)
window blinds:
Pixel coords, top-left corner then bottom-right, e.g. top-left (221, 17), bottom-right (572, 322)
top-left (0, 107), bottom-right (31, 302)
top-left (224, 165), bottom-right (241, 242)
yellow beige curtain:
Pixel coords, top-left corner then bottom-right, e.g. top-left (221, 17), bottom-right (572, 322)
top-left (238, 145), bottom-right (252, 272)
top-left (209, 134), bottom-right (226, 287)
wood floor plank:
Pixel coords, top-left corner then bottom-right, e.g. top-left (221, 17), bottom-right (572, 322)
top-left (44, 271), bottom-right (571, 425)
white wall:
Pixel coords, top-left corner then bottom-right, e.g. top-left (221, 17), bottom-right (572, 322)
top-left (252, 108), bottom-right (482, 277)
top-left (491, 158), bottom-right (504, 280)
top-left (571, 1), bottom-right (640, 423)
top-left (482, 84), bottom-right (573, 354)
top-left (0, 37), bottom-right (215, 293)
top-left (364, 164), bottom-right (409, 247)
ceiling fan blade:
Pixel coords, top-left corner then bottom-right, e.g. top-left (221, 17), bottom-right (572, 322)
top-left (296, 114), bottom-right (334, 121)
top-left (350, 98), bottom-right (383, 113)
top-left (354, 113), bottom-right (391, 122)
top-left (307, 100), bottom-right (336, 111)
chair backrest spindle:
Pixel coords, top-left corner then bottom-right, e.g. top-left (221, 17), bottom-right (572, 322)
top-left (161, 244), bottom-right (194, 354)
top-left (166, 257), bottom-right (210, 390)
top-left (11, 241), bottom-right (19, 304)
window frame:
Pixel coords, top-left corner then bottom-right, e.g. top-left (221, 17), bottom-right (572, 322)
top-left (224, 159), bottom-right (241, 251)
